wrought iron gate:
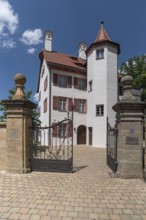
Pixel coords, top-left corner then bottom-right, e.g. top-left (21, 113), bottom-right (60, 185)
top-left (107, 118), bottom-right (118, 173)
top-left (31, 114), bottom-right (73, 173)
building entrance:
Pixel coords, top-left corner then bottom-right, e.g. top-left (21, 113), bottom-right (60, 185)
top-left (77, 125), bottom-right (86, 145)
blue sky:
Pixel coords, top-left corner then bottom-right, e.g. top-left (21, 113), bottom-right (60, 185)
top-left (0, 0), bottom-right (146, 103)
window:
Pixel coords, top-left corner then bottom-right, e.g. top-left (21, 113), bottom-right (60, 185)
top-left (53, 73), bottom-right (72, 88)
top-left (59, 124), bottom-right (66, 137)
top-left (74, 99), bottom-right (87, 113)
top-left (74, 77), bottom-right (87, 90)
top-left (44, 98), bottom-right (47, 113)
top-left (96, 105), bottom-right (104, 116)
top-left (59, 97), bottom-right (66, 111)
top-left (89, 80), bottom-right (92, 92)
top-left (78, 99), bottom-right (86, 113)
top-left (96, 49), bottom-right (104, 60)
top-left (58, 75), bottom-right (67, 88)
top-left (78, 78), bottom-right (86, 90)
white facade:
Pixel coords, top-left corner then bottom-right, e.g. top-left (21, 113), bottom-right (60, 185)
top-left (38, 24), bottom-right (120, 147)
top-left (87, 46), bottom-right (118, 147)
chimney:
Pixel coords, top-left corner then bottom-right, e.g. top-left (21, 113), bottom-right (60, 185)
top-left (45, 31), bottom-right (53, 52)
top-left (78, 42), bottom-right (86, 60)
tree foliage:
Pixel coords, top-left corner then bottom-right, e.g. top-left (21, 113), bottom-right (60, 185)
top-left (0, 88), bottom-right (41, 125)
top-left (120, 55), bottom-right (146, 101)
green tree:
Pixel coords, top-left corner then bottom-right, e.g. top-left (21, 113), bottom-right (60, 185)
top-left (120, 55), bottom-right (146, 101)
top-left (0, 88), bottom-right (41, 125)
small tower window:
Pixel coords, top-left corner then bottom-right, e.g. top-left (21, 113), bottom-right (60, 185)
top-left (96, 49), bottom-right (104, 60)
top-left (96, 105), bottom-right (104, 116)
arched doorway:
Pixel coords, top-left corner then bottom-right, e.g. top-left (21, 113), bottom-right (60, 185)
top-left (77, 125), bottom-right (86, 145)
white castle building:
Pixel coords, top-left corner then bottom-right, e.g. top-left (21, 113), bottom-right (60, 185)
top-left (37, 22), bottom-right (120, 147)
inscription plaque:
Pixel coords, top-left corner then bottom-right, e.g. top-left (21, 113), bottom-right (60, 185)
top-left (126, 136), bottom-right (139, 145)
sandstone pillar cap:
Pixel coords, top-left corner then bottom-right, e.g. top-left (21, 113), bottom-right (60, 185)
top-left (12, 73), bottom-right (27, 100)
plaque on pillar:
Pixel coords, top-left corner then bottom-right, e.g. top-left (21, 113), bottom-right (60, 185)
top-left (126, 136), bottom-right (139, 145)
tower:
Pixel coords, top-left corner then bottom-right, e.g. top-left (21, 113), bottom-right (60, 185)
top-left (86, 22), bottom-right (120, 147)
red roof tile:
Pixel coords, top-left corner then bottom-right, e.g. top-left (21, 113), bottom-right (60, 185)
top-left (41, 50), bottom-right (86, 72)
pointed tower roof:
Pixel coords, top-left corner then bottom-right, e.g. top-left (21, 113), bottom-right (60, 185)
top-left (86, 22), bottom-right (120, 55)
top-left (95, 21), bottom-right (110, 42)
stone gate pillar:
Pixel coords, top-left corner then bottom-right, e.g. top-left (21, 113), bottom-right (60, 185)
top-left (113, 75), bottom-right (145, 179)
top-left (2, 74), bottom-right (36, 174)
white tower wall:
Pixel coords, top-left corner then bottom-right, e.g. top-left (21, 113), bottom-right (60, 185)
top-left (87, 45), bottom-right (118, 147)
top-left (107, 46), bottom-right (118, 127)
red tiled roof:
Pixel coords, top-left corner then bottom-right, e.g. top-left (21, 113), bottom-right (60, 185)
top-left (41, 50), bottom-right (86, 72)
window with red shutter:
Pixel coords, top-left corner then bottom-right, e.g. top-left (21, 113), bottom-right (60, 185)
top-left (58, 97), bottom-right (67, 111)
top-left (59, 123), bottom-right (67, 137)
top-left (53, 96), bottom-right (58, 110)
top-left (53, 73), bottom-right (58, 86)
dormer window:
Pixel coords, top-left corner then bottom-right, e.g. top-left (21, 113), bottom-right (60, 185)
top-left (96, 49), bottom-right (104, 60)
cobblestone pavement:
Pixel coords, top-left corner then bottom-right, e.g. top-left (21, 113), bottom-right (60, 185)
top-left (0, 146), bottom-right (146, 220)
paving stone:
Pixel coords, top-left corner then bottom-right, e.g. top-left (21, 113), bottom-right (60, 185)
top-left (9, 213), bottom-right (21, 220)
top-left (0, 146), bottom-right (146, 220)
top-left (19, 214), bottom-right (31, 220)
top-left (30, 214), bottom-right (41, 220)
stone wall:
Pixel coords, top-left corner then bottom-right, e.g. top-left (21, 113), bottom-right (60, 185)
top-left (0, 122), bottom-right (7, 171)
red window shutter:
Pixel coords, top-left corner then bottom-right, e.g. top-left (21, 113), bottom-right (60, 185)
top-left (52, 123), bottom-right (58, 137)
top-left (68, 98), bottom-right (73, 111)
top-left (74, 77), bottom-right (78, 88)
top-left (68, 76), bottom-right (72, 88)
top-left (68, 123), bottom-right (73, 137)
top-left (44, 76), bottom-right (48, 91)
top-left (53, 96), bottom-right (58, 110)
top-left (53, 73), bottom-right (58, 86)
top-left (44, 98), bottom-right (47, 113)
top-left (74, 98), bottom-right (78, 112)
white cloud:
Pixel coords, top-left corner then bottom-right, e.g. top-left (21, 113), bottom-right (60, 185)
top-left (33, 93), bottom-right (39, 102)
top-left (27, 47), bottom-right (36, 54)
top-left (1, 38), bottom-right (16, 48)
top-left (20, 29), bottom-right (43, 45)
top-left (0, 0), bottom-right (19, 35)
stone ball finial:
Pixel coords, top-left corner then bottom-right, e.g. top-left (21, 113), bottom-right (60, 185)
top-left (121, 75), bottom-right (136, 102)
top-left (121, 75), bottom-right (133, 87)
top-left (12, 73), bottom-right (27, 100)
top-left (14, 73), bottom-right (26, 85)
